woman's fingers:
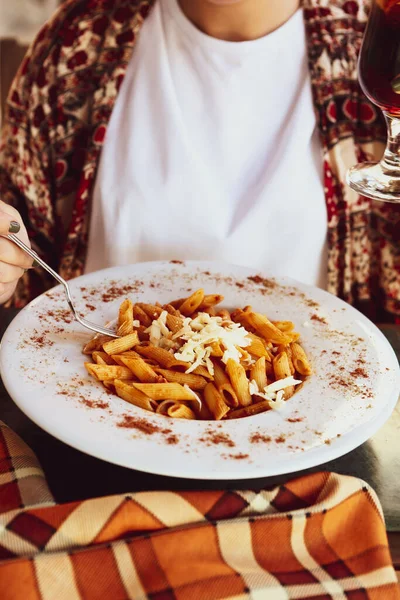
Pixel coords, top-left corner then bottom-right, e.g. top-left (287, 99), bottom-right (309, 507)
top-left (0, 281), bottom-right (18, 305)
top-left (0, 204), bottom-right (32, 305)
top-left (0, 262), bottom-right (25, 284)
top-left (0, 209), bottom-right (21, 235)
top-left (0, 237), bottom-right (33, 269)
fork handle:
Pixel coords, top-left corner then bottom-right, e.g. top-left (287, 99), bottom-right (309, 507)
top-left (5, 233), bottom-right (67, 288)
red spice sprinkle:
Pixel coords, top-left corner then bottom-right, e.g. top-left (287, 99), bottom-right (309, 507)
top-left (310, 314), bottom-right (327, 324)
top-left (228, 453), bottom-right (249, 460)
top-left (332, 351), bottom-right (340, 356)
top-left (86, 304), bottom-right (96, 312)
top-left (118, 416), bottom-right (161, 434)
top-left (235, 282), bottom-right (245, 288)
top-left (287, 417), bottom-right (304, 423)
top-left (101, 283), bottom-right (143, 303)
top-left (199, 432), bottom-right (235, 447)
top-left (350, 367), bottom-right (369, 378)
top-left (166, 435), bottom-right (179, 445)
top-left (80, 396), bottom-right (109, 409)
top-left (170, 260), bottom-right (184, 264)
top-left (275, 435), bottom-right (286, 444)
top-left (247, 275), bottom-right (276, 289)
top-left (250, 433), bottom-right (272, 444)
top-left (304, 299), bottom-right (319, 308)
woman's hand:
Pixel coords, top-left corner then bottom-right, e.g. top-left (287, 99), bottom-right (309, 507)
top-left (0, 200), bottom-right (33, 305)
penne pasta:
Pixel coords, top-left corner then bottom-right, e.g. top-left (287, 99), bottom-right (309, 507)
top-left (120, 357), bottom-right (158, 383)
top-left (83, 334), bottom-right (114, 355)
top-left (132, 305), bottom-right (152, 327)
top-left (250, 357), bottom-right (267, 391)
top-left (291, 342), bottom-right (312, 376)
top-left (167, 403), bottom-right (196, 419)
top-left (244, 311), bottom-right (293, 345)
top-left (226, 400), bottom-right (271, 419)
top-left (85, 363), bottom-right (133, 381)
top-left (273, 352), bottom-right (294, 399)
top-left (272, 320), bottom-right (295, 332)
top-left (166, 313), bottom-right (184, 334)
top-left (179, 289), bottom-right (205, 316)
top-left (163, 303), bottom-right (181, 317)
top-left (137, 303), bottom-right (163, 320)
top-left (273, 351), bottom-right (292, 380)
top-left (204, 383), bottom-right (230, 420)
top-left (212, 361), bottom-right (239, 408)
top-left (103, 333), bottom-right (139, 355)
top-left (135, 344), bottom-right (189, 371)
top-left (83, 290), bottom-right (311, 421)
top-left (197, 294), bottom-right (224, 311)
top-left (115, 379), bottom-right (156, 412)
top-left (216, 309), bottom-right (231, 320)
top-left (246, 333), bottom-right (272, 360)
top-left (209, 342), bottom-right (224, 357)
top-left (117, 299), bottom-right (134, 336)
top-left (226, 358), bottom-right (252, 406)
top-left (153, 368), bottom-right (207, 390)
top-left (92, 351), bottom-right (116, 366)
top-left (130, 382), bottom-right (197, 401)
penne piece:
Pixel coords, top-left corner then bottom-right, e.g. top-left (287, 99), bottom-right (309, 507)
top-left (167, 403), bottom-right (197, 419)
top-left (226, 400), bottom-right (271, 419)
top-left (120, 357), bottom-right (158, 383)
top-left (135, 344), bottom-right (190, 371)
top-left (250, 357), bottom-right (267, 391)
top-left (291, 343), bottom-right (312, 376)
top-left (92, 351), bottom-right (116, 366)
top-left (273, 351), bottom-right (292, 380)
top-left (245, 311), bottom-right (293, 345)
top-left (117, 299), bottom-right (134, 336)
top-left (83, 334), bottom-right (114, 355)
top-left (103, 332), bottom-right (139, 355)
top-left (198, 294), bottom-right (224, 311)
top-left (130, 382), bottom-right (197, 401)
top-left (204, 383), bottom-right (230, 420)
top-left (153, 368), bottom-right (207, 390)
top-left (85, 363), bottom-right (133, 381)
top-left (226, 358), bottom-right (252, 406)
top-left (179, 289), bottom-right (205, 316)
top-left (132, 305), bottom-right (152, 327)
top-left (114, 380), bottom-right (156, 412)
top-left (137, 303), bottom-right (163, 320)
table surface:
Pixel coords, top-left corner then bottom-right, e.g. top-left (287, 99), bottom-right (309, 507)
top-left (1, 308), bottom-right (399, 530)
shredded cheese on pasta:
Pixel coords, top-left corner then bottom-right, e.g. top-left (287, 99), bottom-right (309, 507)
top-left (174, 313), bottom-right (251, 374)
top-left (249, 376), bottom-right (302, 410)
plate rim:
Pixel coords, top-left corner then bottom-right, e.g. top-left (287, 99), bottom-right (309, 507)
top-left (1, 260), bottom-right (399, 480)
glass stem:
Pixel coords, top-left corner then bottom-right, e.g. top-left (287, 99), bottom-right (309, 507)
top-left (381, 112), bottom-right (400, 174)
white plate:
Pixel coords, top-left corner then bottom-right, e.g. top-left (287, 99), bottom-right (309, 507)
top-left (1, 261), bottom-right (399, 480)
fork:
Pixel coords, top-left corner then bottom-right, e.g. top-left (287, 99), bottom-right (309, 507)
top-left (6, 233), bottom-right (118, 338)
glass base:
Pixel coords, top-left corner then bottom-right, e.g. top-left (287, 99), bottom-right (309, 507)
top-left (346, 162), bottom-right (400, 203)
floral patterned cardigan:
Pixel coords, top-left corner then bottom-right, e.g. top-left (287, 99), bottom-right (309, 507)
top-left (1, 0), bottom-right (400, 321)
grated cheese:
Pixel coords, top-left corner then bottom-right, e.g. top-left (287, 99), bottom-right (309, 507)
top-left (173, 313), bottom-right (251, 374)
top-left (249, 377), bottom-right (302, 411)
top-left (145, 311), bottom-right (180, 351)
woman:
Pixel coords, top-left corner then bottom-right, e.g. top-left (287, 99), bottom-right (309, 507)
top-left (0, 0), bottom-right (399, 320)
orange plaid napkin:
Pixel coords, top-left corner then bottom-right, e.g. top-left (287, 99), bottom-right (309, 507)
top-left (0, 421), bottom-right (398, 600)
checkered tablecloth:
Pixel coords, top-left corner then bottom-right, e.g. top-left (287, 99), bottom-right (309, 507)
top-left (0, 421), bottom-right (398, 600)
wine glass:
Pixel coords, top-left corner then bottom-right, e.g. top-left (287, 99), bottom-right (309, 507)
top-left (346, 0), bottom-right (400, 203)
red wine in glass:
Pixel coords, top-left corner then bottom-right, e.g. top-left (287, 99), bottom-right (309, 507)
top-left (359, 0), bottom-right (400, 116)
top-left (347, 0), bottom-right (400, 202)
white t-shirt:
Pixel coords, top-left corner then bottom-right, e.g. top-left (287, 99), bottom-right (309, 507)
top-left (86, 0), bottom-right (327, 288)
